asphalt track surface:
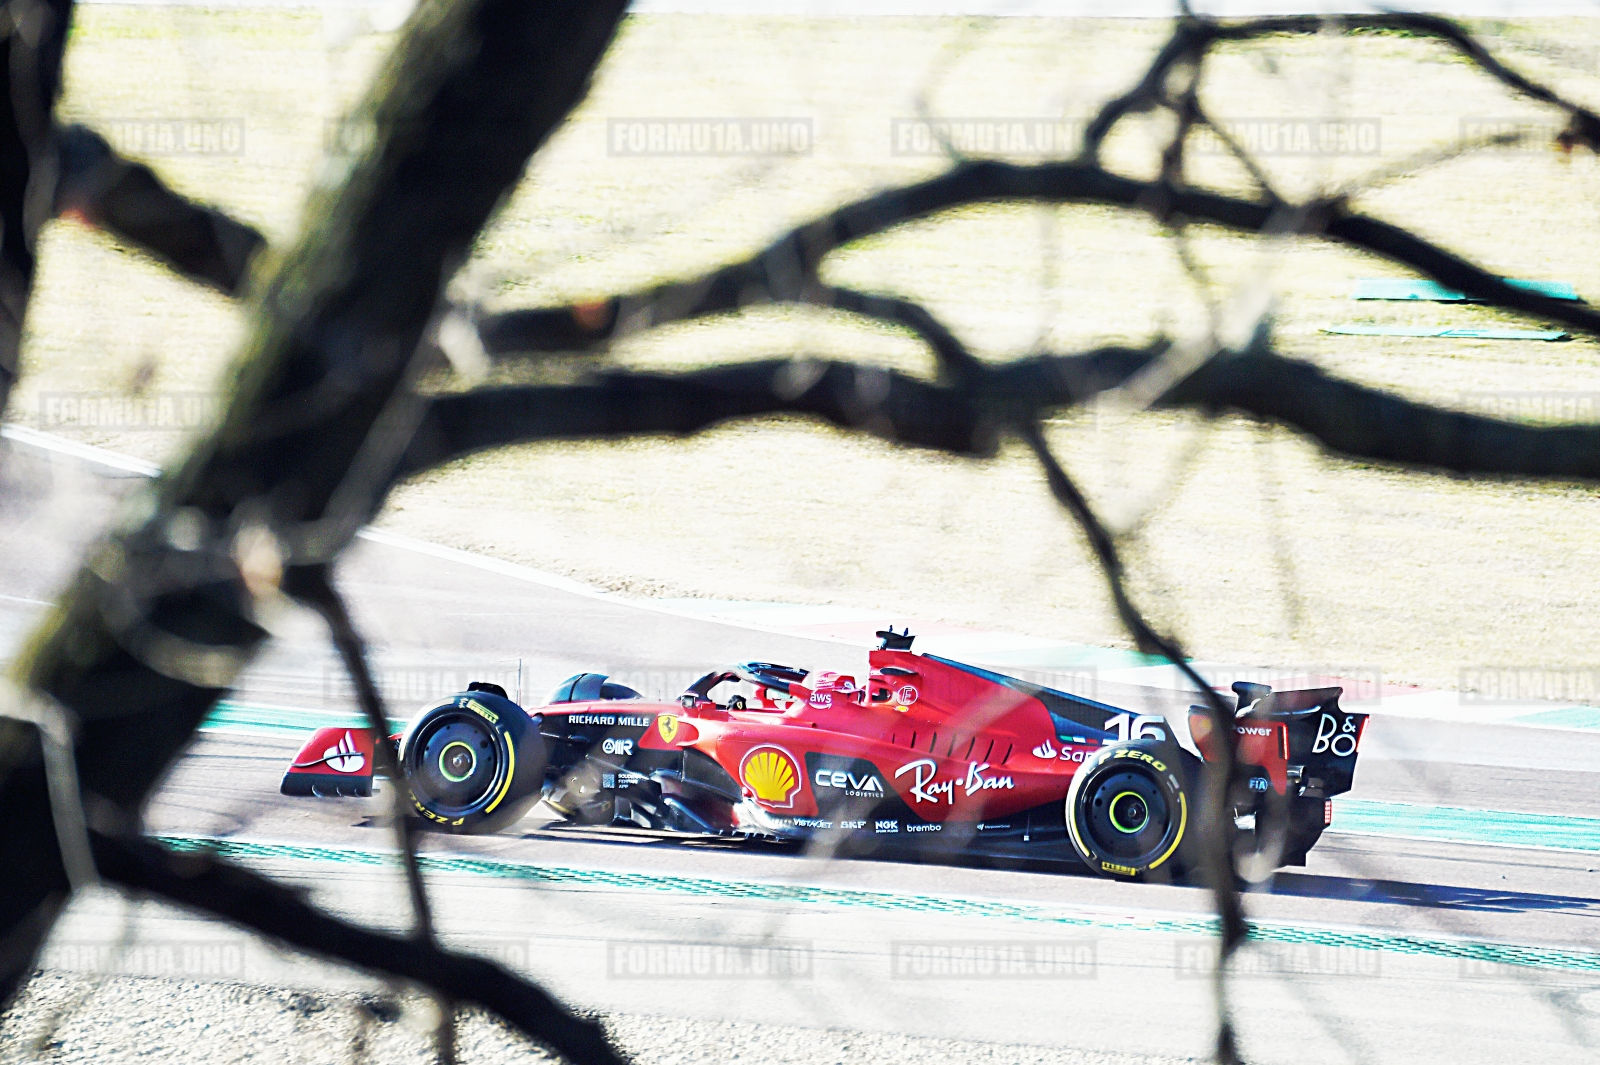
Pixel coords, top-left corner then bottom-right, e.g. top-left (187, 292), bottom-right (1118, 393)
top-left (2, 434), bottom-right (1599, 1064)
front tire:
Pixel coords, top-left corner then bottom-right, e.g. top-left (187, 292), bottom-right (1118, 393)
top-left (1066, 741), bottom-right (1191, 881)
top-left (398, 692), bottom-right (547, 834)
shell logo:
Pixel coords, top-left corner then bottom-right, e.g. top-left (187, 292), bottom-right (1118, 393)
top-left (739, 745), bottom-right (801, 808)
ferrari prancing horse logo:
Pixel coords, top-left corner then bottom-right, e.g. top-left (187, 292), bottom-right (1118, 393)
top-left (657, 714), bottom-right (680, 744)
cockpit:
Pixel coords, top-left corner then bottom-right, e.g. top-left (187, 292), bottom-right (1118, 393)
top-left (677, 662), bottom-right (873, 714)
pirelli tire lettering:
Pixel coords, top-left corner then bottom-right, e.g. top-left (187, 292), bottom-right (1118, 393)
top-left (1064, 740), bottom-right (1191, 882)
top-left (397, 692), bottom-right (548, 834)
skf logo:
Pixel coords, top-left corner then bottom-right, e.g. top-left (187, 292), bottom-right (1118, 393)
top-left (293, 731), bottom-right (366, 774)
top-left (657, 715), bottom-right (680, 744)
top-left (739, 745), bottom-right (801, 808)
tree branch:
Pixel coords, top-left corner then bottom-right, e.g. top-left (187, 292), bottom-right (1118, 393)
top-left (399, 339), bottom-right (1600, 488)
top-left (1085, 12), bottom-right (1600, 158)
top-left (0, 0), bottom-right (75, 421)
top-left (470, 157), bottom-right (1600, 367)
top-left (286, 564), bottom-right (453, 1057)
top-left (1016, 419), bottom-right (1245, 1065)
top-left (2, 0), bottom-right (632, 1040)
top-left (54, 124), bottom-right (266, 296)
top-left (88, 830), bottom-right (628, 1065)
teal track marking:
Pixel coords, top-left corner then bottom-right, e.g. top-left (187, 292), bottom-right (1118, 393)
top-left (1351, 278), bottom-right (1581, 302)
top-left (1512, 706), bottom-right (1600, 731)
top-left (202, 700), bottom-right (404, 735)
top-left (1335, 800), bottom-right (1600, 853)
top-left (156, 834), bottom-right (1600, 975)
top-left (1322, 324), bottom-right (1570, 341)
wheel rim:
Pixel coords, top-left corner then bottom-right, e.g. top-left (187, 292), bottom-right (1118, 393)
top-left (1107, 790), bottom-right (1149, 834)
top-left (1083, 769), bottom-right (1173, 862)
top-left (438, 741), bottom-right (477, 783)
top-left (407, 712), bottom-right (503, 818)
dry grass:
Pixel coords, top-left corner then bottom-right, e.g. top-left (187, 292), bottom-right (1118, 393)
top-left (17, 9), bottom-right (1600, 689)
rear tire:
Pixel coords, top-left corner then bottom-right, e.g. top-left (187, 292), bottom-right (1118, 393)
top-left (398, 692), bottom-right (547, 834)
top-left (1066, 742), bottom-right (1191, 882)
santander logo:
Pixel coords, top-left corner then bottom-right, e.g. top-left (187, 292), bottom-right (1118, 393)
top-left (325, 732), bottom-right (366, 773)
top-left (293, 731), bottom-right (367, 774)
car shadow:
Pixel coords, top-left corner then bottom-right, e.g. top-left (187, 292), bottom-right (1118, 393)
top-left (513, 822), bottom-right (1600, 918)
top-left (1259, 872), bottom-right (1600, 915)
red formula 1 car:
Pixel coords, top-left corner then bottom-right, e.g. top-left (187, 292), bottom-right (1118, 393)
top-left (282, 629), bottom-right (1368, 881)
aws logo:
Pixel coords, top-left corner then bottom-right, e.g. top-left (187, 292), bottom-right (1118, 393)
top-left (739, 745), bottom-right (801, 808)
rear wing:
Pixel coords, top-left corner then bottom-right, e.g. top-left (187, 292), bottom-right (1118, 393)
top-left (1189, 681), bottom-right (1369, 798)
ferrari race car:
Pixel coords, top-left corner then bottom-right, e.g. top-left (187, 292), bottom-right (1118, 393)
top-left (282, 629), bottom-right (1369, 881)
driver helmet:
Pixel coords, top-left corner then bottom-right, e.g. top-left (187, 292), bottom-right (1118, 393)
top-left (812, 672), bottom-right (864, 704)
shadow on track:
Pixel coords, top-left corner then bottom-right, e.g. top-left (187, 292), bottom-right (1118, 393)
top-left (1261, 871), bottom-right (1600, 916)
top-left (520, 818), bottom-right (1600, 918)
